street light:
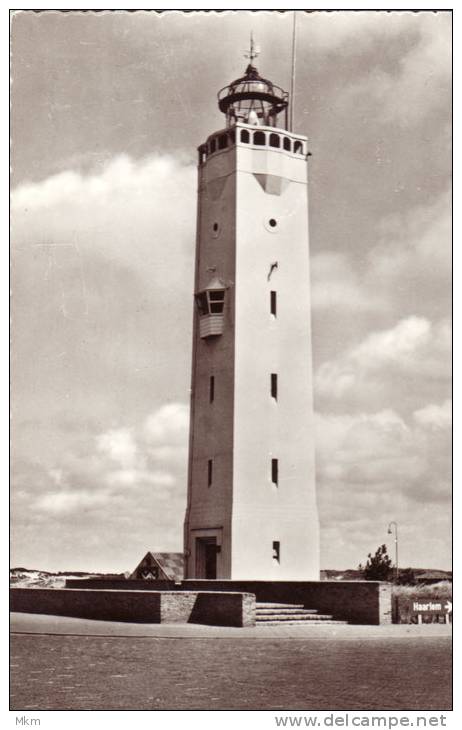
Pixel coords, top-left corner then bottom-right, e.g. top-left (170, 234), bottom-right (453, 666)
top-left (387, 521), bottom-right (399, 582)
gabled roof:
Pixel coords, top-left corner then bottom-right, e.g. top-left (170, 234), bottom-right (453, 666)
top-left (131, 551), bottom-right (184, 581)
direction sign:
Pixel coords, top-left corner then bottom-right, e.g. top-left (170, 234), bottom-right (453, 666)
top-left (408, 597), bottom-right (452, 624)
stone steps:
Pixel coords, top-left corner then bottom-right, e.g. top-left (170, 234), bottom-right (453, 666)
top-left (258, 620), bottom-right (349, 626)
top-left (256, 612), bottom-right (339, 622)
top-left (256, 603), bottom-right (318, 612)
top-left (257, 604), bottom-right (318, 616)
top-left (255, 602), bottom-right (348, 625)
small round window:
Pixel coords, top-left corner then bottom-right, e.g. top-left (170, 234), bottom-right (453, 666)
top-left (264, 216), bottom-right (281, 233)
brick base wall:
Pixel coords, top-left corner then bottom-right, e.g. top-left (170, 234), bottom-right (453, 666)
top-left (65, 579), bottom-right (392, 625)
top-left (178, 581), bottom-right (391, 625)
top-left (11, 587), bottom-right (161, 622)
top-left (10, 588), bottom-right (255, 627)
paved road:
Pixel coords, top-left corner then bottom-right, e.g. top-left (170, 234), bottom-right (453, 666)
top-left (10, 611), bottom-right (453, 639)
top-left (10, 614), bottom-right (452, 711)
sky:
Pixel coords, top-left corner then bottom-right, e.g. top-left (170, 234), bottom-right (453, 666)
top-left (10, 9), bottom-right (452, 573)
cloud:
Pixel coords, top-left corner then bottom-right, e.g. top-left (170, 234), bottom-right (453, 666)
top-left (306, 10), bottom-right (390, 49)
top-left (311, 252), bottom-right (383, 314)
top-left (311, 189), bottom-right (451, 325)
top-left (333, 12), bottom-right (451, 125)
top-left (36, 402), bottom-right (190, 513)
top-left (11, 154), bottom-right (198, 570)
top-left (97, 427), bottom-right (138, 469)
top-left (316, 409), bottom-right (427, 493)
top-left (106, 468), bottom-right (175, 489)
top-left (12, 153), bottom-right (192, 213)
top-left (351, 316), bottom-right (431, 371)
top-left (318, 405), bottom-right (451, 493)
top-left (35, 490), bottom-right (111, 515)
top-left (315, 402), bottom-right (451, 569)
top-left (369, 189), bottom-right (451, 306)
top-left (315, 316), bottom-right (451, 409)
top-left (413, 399), bottom-right (452, 430)
top-left (305, 11), bottom-right (439, 52)
top-left (12, 401), bottom-right (190, 570)
top-left (144, 403), bottom-right (189, 445)
top-left (11, 153), bottom-right (197, 457)
top-left (11, 153), bottom-right (196, 297)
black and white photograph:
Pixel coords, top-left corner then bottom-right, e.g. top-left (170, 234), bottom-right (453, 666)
top-left (10, 6), bottom-right (453, 719)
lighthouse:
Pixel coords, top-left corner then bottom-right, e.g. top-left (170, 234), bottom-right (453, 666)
top-left (183, 41), bottom-right (320, 580)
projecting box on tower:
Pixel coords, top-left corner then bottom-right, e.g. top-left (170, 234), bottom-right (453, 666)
top-left (195, 278), bottom-right (227, 339)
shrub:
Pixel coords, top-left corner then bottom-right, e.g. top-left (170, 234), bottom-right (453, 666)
top-left (362, 544), bottom-right (393, 581)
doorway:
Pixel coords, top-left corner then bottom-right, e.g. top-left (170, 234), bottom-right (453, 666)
top-left (195, 536), bottom-right (218, 579)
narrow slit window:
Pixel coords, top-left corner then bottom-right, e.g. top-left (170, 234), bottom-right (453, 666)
top-left (270, 290), bottom-right (277, 317)
top-left (207, 459), bottom-right (213, 487)
top-left (271, 373), bottom-right (278, 400)
top-left (283, 136), bottom-right (291, 151)
top-left (209, 375), bottom-right (215, 403)
top-left (271, 458), bottom-right (278, 486)
top-left (209, 138), bottom-right (216, 154)
top-left (272, 541), bottom-right (280, 563)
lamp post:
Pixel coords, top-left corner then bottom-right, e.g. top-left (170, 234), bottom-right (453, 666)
top-left (387, 521), bottom-right (399, 582)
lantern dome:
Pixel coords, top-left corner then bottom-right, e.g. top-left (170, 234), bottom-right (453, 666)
top-left (217, 62), bottom-right (289, 130)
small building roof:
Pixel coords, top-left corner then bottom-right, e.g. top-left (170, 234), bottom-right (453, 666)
top-left (131, 551), bottom-right (184, 582)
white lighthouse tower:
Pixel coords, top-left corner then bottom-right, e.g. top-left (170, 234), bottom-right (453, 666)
top-left (183, 41), bottom-right (320, 580)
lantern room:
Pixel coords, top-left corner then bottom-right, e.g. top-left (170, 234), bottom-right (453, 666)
top-left (195, 277), bottom-right (227, 339)
top-left (217, 37), bottom-right (288, 129)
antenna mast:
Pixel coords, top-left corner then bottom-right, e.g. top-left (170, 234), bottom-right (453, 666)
top-left (290, 12), bottom-right (297, 132)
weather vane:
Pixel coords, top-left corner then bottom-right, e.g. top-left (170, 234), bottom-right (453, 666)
top-left (244, 32), bottom-right (260, 64)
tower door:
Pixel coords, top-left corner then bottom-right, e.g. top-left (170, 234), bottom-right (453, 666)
top-left (195, 537), bottom-right (218, 579)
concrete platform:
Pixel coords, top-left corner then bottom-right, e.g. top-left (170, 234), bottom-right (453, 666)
top-left (10, 611), bottom-right (452, 640)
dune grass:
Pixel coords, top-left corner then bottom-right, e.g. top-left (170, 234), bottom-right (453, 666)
top-left (392, 580), bottom-right (452, 598)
